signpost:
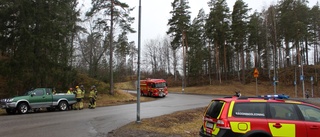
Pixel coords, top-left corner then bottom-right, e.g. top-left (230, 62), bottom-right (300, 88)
top-left (311, 76), bottom-right (314, 97)
top-left (254, 68), bottom-right (259, 95)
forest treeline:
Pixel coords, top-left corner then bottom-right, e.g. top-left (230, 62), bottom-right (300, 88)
top-left (1, 0), bottom-right (320, 96)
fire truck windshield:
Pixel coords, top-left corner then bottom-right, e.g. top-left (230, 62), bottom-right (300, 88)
top-left (155, 82), bottom-right (166, 88)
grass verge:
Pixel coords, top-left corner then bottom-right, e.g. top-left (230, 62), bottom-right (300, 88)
top-left (108, 107), bottom-right (206, 137)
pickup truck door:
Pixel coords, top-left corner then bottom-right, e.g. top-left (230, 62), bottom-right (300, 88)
top-left (29, 88), bottom-right (52, 108)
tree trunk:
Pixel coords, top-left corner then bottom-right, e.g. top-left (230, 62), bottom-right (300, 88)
top-left (305, 38), bottom-right (308, 65)
top-left (241, 46), bottom-right (245, 84)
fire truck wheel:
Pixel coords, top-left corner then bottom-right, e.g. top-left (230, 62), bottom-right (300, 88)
top-left (159, 92), bottom-right (164, 97)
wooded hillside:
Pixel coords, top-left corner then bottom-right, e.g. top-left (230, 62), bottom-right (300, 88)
top-left (1, 0), bottom-right (320, 97)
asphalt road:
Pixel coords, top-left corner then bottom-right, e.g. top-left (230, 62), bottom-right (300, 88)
top-left (0, 93), bottom-right (214, 137)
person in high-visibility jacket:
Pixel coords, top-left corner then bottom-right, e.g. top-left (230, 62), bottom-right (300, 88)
top-left (75, 86), bottom-right (83, 110)
top-left (79, 85), bottom-right (85, 109)
top-left (66, 88), bottom-right (73, 110)
top-left (67, 88), bottom-right (73, 94)
top-left (89, 86), bottom-right (97, 109)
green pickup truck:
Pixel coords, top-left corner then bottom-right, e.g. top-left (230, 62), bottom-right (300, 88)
top-left (0, 88), bottom-right (76, 114)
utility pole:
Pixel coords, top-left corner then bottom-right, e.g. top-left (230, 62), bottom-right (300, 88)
top-left (295, 66), bottom-right (297, 97)
top-left (110, 0), bottom-right (114, 95)
top-left (136, 0), bottom-right (142, 123)
top-left (301, 56), bottom-right (305, 99)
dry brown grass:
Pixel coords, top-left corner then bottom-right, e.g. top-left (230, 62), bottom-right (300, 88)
top-left (115, 81), bottom-right (136, 90)
top-left (168, 81), bottom-right (312, 98)
top-left (93, 89), bottom-right (155, 107)
top-left (109, 107), bottom-right (206, 137)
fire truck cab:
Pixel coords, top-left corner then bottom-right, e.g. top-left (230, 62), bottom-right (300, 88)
top-left (140, 79), bottom-right (168, 97)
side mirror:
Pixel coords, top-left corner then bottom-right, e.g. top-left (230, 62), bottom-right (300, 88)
top-left (31, 92), bottom-right (36, 97)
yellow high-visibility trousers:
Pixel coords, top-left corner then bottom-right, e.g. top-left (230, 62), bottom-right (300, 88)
top-left (79, 99), bottom-right (84, 109)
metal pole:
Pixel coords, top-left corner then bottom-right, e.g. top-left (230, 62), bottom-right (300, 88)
top-left (302, 56), bottom-right (305, 99)
top-left (274, 64), bottom-right (277, 94)
top-left (256, 77), bottom-right (258, 96)
top-left (273, 45), bottom-right (277, 95)
top-left (136, 0), bottom-right (141, 123)
top-left (180, 0), bottom-right (185, 93)
top-left (295, 66), bottom-right (297, 98)
top-left (311, 77), bottom-right (314, 97)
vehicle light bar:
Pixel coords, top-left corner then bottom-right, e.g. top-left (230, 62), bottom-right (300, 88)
top-left (258, 94), bottom-right (289, 99)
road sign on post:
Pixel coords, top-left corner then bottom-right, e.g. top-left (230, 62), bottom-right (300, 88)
top-left (254, 68), bottom-right (259, 78)
top-left (254, 68), bottom-right (259, 96)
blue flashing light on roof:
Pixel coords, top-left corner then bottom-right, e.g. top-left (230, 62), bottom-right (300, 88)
top-left (258, 94), bottom-right (290, 99)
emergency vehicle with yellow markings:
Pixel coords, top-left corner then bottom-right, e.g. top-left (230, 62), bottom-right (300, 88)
top-left (140, 78), bottom-right (168, 97)
top-left (199, 95), bottom-right (320, 137)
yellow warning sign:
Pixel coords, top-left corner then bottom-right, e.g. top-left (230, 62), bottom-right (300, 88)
top-left (254, 68), bottom-right (259, 78)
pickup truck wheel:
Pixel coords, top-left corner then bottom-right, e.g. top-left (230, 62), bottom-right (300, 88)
top-left (6, 108), bottom-right (16, 114)
top-left (17, 103), bottom-right (28, 114)
top-left (58, 101), bottom-right (68, 111)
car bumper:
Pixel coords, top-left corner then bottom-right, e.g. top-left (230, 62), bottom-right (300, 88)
top-left (199, 126), bottom-right (220, 137)
top-left (199, 126), bottom-right (239, 137)
top-left (1, 102), bottom-right (16, 109)
top-left (153, 92), bottom-right (168, 97)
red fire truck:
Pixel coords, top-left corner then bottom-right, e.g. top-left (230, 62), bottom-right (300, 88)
top-left (140, 78), bottom-right (168, 97)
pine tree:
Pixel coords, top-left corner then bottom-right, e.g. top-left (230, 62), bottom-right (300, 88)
top-left (231, 0), bottom-right (250, 84)
top-left (86, 0), bottom-right (135, 95)
top-left (188, 9), bottom-right (207, 78)
top-left (206, 0), bottom-right (231, 83)
top-left (248, 11), bottom-right (265, 69)
top-left (0, 0), bottom-right (79, 93)
top-left (167, 0), bottom-right (191, 87)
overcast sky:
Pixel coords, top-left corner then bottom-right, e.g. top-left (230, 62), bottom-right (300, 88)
top-left (79, 0), bottom-right (319, 47)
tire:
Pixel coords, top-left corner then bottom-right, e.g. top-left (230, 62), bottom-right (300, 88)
top-left (6, 108), bottom-right (16, 114)
top-left (159, 92), bottom-right (166, 98)
top-left (162, 94), bottom-right (166, 98)
top-left (17, 103), bottom-right (28, 114)
top-left (58, 101), bottom-right (68, 111)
